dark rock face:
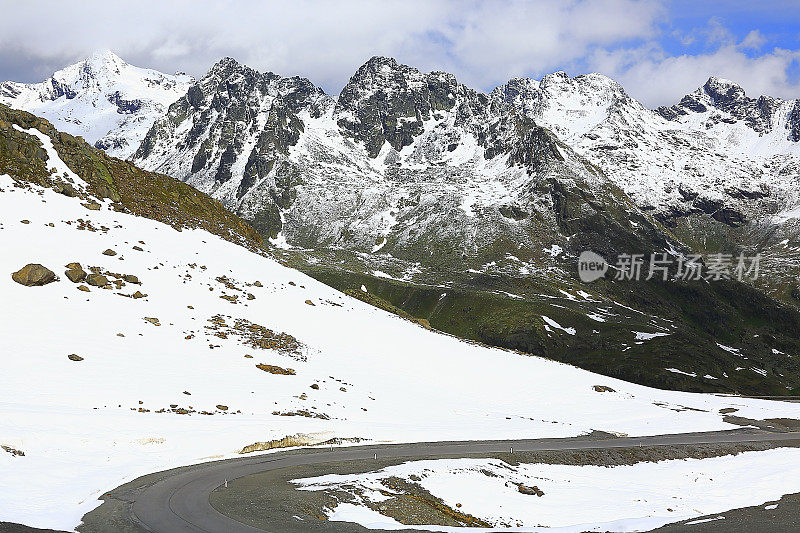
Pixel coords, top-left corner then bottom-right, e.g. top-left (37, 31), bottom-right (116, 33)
top-left (11, 264), bottom-right (57, 286)
top-left (335, 56), bottom-right (507, 159)
top-left (336, 56), bottom-right (462, 157)
top-left (48, 79), bottom-right (77, 100)
top-left (134, 58), bottom-right (330, 238)
top-left (106, 91), bottom-right (143, 114)
top-left (788, 101), bottom-right (800, 142)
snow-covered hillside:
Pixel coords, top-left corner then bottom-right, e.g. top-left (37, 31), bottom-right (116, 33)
top-left (295, 449), bottom-right (800, 531)
top-left (0, 50), bottom-right (192, 159)
top-left (3, 125), bottom-right (800, 531)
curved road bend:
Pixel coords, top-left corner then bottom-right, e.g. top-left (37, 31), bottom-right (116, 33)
top-left (127, 430), bottom-right (800, 533)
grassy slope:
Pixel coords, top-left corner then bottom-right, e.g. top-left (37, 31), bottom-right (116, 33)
top-left (0, 104), bottom-right (262, 248)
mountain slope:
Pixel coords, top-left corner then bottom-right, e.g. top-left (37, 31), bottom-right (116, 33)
top-left (2, 109), bottom-right (800, 531)
top-left (128, 57), bottom-right (800, 395)
top-left (0, 51), bottom-right (193, 159)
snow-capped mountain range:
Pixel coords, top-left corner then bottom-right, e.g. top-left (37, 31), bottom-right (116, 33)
top-left (132, 56), bottom-right (681, 282)
top-left (0, 50), bottom-right (193, 159)
top-left (5, 51), bottom-right (799, 266)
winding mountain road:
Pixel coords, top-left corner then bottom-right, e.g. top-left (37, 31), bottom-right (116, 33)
top-left (105, 429), bottom-right (800, 532)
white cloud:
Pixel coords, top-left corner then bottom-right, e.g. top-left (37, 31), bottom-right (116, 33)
top-left (589, 39), bottom-right (800, 107)
top-left (740, 30), bottom-right (768, 51)
top-left (0, 1), bottom-right (797, 109)
top-left (0, 0), bottom-right (662, 93)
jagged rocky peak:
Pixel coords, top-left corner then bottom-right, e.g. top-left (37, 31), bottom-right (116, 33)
top-left (180, 56), bottom-right (329, 118)
top-left (658, 76), bottom-right (787, 135)
top-left (133, 56), bottom-right (333, 217)
top-left (335, 56), bottom-right (478, 157)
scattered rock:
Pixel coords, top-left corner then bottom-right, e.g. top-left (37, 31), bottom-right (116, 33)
top-left (123, 274), bottom-right (140, 284)
top-left (11, 264), bottom-right (57, 286)
top-left (65, 267), bottom-right (87, 283)
top-left (517, 484), bottom-right (544, 496)
top-left (593, 385), bottom-right (616, 393)
top-left (132, 245), bottom-right (144, 251)
top-left (102, 249), bottom-right (117, 256)
top-left (143, 317), bottom-right (161, 326)
top-left (132, 291), bottom-right (147, 299)
top-left (86, 273), bottom-right (109, 287)
top-left (253, 281), bottom-right (263, 287)
top-left (719, 407), bottom-right (739, 414)
top-left (77, 285), bottom-right (90, 292)
top-left (1, 445), bottom-right (24, 457)
top-left (67, 354), bottom-right (84, 362)
top-left (20, 219), bottom-right (30, 224)
top-left (244, 354), bottom-right (253, 359)
top-left (305, 299), bottom-right (315, 306)
top-left (310, 383), bottom-right (320, 390)
top-left (216, 405), bottom-right (229, 411)
top-left (82, 201), bottom-right (101, 210)
top-left (256, 364), bottom-right (296, 375)
top-left (339, 386), bottom-right (347, 392)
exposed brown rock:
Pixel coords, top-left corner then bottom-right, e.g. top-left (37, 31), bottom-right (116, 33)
top-left (256, 364), bottom-right (296, 375)
top-left (65, 267), bottom-right (87, 283)
top-left (11, 264), bottom-right (56, 286)
top-left (86, 273), bottom-right (109, 287)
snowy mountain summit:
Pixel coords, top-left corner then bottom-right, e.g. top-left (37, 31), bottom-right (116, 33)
top-left (0, 50), bottom-right (193, 159)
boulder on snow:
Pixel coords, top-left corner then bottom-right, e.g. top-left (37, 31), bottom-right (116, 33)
top-left (102, 249), bottom-right (117, 256)
top-left (11, 264), bottom-right (57, 286)
top-left (86, 273), bottom-right (109, 287)
top-left (67, 354), bottom-right (84, 362)
top-left (65, 266), bottom-right (87, 283)
top-left (517, 484), bottom-right (544, 496)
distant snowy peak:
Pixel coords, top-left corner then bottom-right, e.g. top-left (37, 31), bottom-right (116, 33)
top-left (0, 50), bottom-right (193, 159)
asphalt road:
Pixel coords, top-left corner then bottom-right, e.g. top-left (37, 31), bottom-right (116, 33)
top-left (108, 429), bottom-right (800, 533)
